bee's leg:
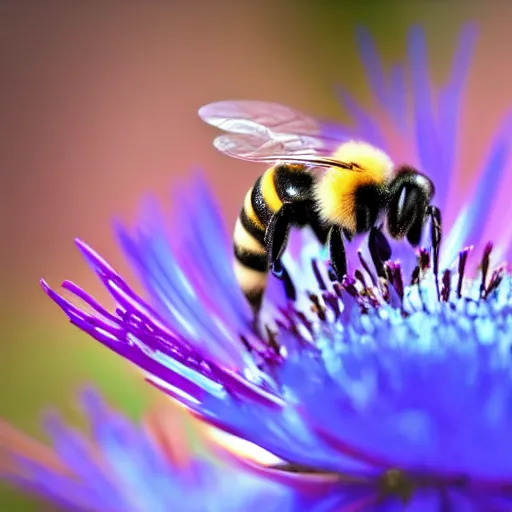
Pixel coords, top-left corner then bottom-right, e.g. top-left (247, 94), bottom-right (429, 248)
top-left (305, 208), bottom-right (330, 246)
top-left (425, 205), bottom-right (442, 298)
top-left (405, 205), bottom-right (442, 268)
top-left (425, 205), bottom-right (442, 257)
top-left (327, 225), bottom-right (348, 281)
top-left (343, 229), bottom-right (354, 243)
top-left (369, 226), bottom-right (392, 279)
top-left (265, 203), bottom-right (295, 278)
top-left (405, 215), bottom-right (424, 248)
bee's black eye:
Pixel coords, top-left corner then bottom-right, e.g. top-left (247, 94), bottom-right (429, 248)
top-left (387, 169), bottom-right (430, 240)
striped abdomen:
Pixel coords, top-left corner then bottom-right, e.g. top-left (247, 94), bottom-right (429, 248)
top-left (233, 163), bottom-right (315, 312)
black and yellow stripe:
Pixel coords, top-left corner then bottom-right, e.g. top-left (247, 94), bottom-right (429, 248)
top-left (233, 163), bottom-right (314, 312)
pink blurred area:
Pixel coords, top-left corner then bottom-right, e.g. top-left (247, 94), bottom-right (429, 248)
top-left (2, 1), bottom-right (316, 313)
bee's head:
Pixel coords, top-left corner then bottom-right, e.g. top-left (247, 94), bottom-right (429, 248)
top-left (387, 166), bottom-right (435, 243)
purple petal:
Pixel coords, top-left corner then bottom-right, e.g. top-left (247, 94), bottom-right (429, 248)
top-left (355, 26), bottom-right (388, 108)
top-left (437, 23), bottom-right (478, 188)
top-left (335, 86), bottom-right (388, 150)
top-left (408, 26), bottom-right (442, 195)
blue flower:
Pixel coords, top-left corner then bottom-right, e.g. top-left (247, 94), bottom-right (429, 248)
top-left (6, 22), bottom-right (512, 511)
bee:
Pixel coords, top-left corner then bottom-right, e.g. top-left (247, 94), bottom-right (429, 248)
top-left (199, 101), bottom-right (442, 313)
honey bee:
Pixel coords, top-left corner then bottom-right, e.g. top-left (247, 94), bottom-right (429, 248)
top-left (199, 101), bottom-right (442, 313)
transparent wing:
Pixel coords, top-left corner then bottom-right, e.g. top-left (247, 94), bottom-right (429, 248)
top-left (199, 100), bottom-right (329, 135)
top-left (213, 133), bottom-right (359, 171)
top-left (198, 100), bottom-right (347, 163)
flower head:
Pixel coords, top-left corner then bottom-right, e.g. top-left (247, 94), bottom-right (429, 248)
top-left (7, 22), bottom-right (512, 511)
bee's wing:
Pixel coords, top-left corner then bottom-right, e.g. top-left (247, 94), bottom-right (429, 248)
top-left (214, 133), bottom-right (358, 171)
top-left (199, 100), bottom-right (350, 168)
top-left (198, 100), bottom-right (331, 135)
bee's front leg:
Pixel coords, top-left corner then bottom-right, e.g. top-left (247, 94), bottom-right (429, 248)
top-left (306, 208), bottom-right (331, 246)
top-left (327, 225), bottom-right (348, 281)
top-left (265, 203), bottom-right (295, 278)
top-left (368, 226), bottom-right (392, 279)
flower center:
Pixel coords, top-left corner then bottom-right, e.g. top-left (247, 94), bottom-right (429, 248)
top-left (379, 469), bottom-right (415, 504)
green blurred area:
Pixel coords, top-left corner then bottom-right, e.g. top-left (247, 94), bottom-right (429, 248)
top-left (0, 318), bottom-right (155, 510)
top-left (0, 0), bottom-right (503, 509)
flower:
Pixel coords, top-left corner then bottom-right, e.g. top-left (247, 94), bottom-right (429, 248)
top-left (6, 22), bottom-right (512, 511)
top-left (0, 389), bottom-right (293, 512)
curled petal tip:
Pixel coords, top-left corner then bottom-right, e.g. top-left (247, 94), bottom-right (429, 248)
top-left (78, 385), bottom-right (101, 403)
top-left (41, 410), bottom-right (64, 436)
top-left (78, 387), bottom-right (106, 420)
top-left (60, 280), bottom-right (76, 292)
top-left (74, 239), bottom-right (118, 277)
top-left (73, 238), bottom-right (88, 250)
top-left (39, 279), bottom-right (62, 302)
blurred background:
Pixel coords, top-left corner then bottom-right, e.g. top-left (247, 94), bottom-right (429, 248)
top-left (2, 0), bottom-right (512, 508)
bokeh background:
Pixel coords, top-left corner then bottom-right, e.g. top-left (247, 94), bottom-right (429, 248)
top-left (2, 1), bottom-right (512, 509)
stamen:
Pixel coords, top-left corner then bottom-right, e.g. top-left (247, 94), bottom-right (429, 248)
top-left (279, 264), bottom-right (297, 301)
top-left (307, 293), bottom-right (327, 321)
top-left (385, 262), bottom-right (404, 304)
top-left (342, 277), bottom-right (359, 299)
top-left (410, 266), bottom-right (420, 286)
top-left (239, 335), bottom-right (254, 353)
top-left (332, 282), bottom-right (343, 298)
top-left (322, 292), bottom-right (341, 319)
top-left (480, 242), bottom-right (493, 299)
top-left (277, 308), bottom-right (305, 344)
top-left (441, 269), bottom-right (451, 302)
top-left (418, 249), bottom-right (430, 272)
top-left (295, 311), bottom-right (314, 334)
top-left (264, 325), bottom-right (281, 355)
top-left (355, 269), bottom-right (368, 289)
top-left (484, 265), bottom-right (505, 299)
top-left (311, 259), bottom-right (327, 290)
top-left (457, 247), bottom-right (471, 299)
top-left (358, 250), bottom-right (378, 287)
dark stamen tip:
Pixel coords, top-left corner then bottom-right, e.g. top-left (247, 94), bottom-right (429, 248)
top-left (418, 249), bottom-right (430, 271)
top-left (441, 269), bottom-right (451, 302)
top-left (322, 292), bottom-right (341, 319)
top-left (480, 242), bottom-right (493, 299)
top-left (311, 259), bottom-right (327, 290)
top-left (264, 325), bottom-right (281, 355)
top-left (239, 335), bottom-right (253, 353)
top-left (385, 261), bottom-right (404, 302)
top-left (358, 250), bottom-right (378, 287)
top-left (307, 292), bottom-right (327, 321)
top-left (279, 264), bottom-right (297, 301)
top-left (457, 246), bottom-right (472, 299)
top-left (410, 266), bottom-right (420, 286)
